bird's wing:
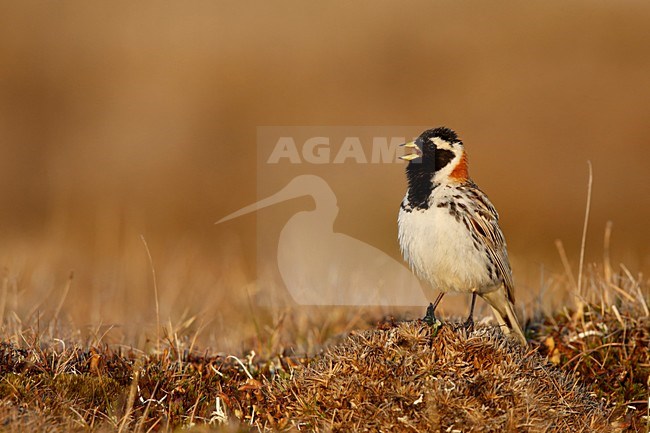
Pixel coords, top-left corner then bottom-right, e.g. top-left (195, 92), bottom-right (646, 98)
top-left (462, 184), bottom-right (515, 303)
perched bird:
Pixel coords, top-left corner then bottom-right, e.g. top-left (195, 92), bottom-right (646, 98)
top-left (398, 127), bottom-right (527, 345)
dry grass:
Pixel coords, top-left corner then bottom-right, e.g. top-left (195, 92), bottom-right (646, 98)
top-left (533, 266), bottom-right (650, 432)
top-left (0, 263), bottom-right (647, 432)
top-left (265, 322), bottom-right (610, 432)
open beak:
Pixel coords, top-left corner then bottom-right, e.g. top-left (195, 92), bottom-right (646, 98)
top-left (399, 141), bottom-right (421, 161)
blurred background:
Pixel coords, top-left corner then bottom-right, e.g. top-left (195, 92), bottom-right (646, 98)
top-left (1, 2), bottom-right (649, 351)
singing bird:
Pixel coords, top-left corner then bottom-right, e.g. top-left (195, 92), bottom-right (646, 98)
top-left (398, 127), bottom-right (527, 345)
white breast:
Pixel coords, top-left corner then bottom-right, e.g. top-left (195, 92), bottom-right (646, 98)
top-left (398, 186), bottom-right (495, 294)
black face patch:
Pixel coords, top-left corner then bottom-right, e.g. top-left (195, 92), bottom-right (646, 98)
top-left (435, 148), bottom-right (454, 171)
top-left (405, 154), bottom-right (436, 210)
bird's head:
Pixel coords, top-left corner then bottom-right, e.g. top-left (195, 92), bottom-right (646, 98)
top-left (400, 127), bottom-right (468, 185)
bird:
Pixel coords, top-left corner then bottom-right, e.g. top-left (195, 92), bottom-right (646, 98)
top-left (397, 127), bottom-right (527, 345)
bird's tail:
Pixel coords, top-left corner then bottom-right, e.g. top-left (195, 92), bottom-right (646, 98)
top-left (481, 289), bottom-right (527, 346)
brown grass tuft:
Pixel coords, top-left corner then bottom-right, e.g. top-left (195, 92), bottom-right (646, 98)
top-left (263, 321), bottom-right (612, 432)
top-left (533, 271), bottom-right (650, 432)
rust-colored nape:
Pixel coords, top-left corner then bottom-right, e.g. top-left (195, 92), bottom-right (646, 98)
top-left (449, 152), bottom-right (469, 181)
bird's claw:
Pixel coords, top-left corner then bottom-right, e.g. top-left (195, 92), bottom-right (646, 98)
top-left (463, 316), bottom-right (474, 332)
top-left (423, 303), bottom-right (441, 327)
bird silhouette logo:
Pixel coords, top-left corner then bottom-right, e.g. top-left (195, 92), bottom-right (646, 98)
top-left (217, 174), bottom-right (426, 306)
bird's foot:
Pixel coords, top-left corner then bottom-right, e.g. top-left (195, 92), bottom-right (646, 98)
top-left (422, 303), bottom-right (441, 327)
top-left (463, 315), bottom-right (474, 333)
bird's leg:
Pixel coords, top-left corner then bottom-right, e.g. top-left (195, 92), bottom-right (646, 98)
top-left (423, 292), bottom-right (445, 326)
top-left (463, 292), bottom-right (477, 331)
top-left (423, 303), bottom-right (436, 325)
